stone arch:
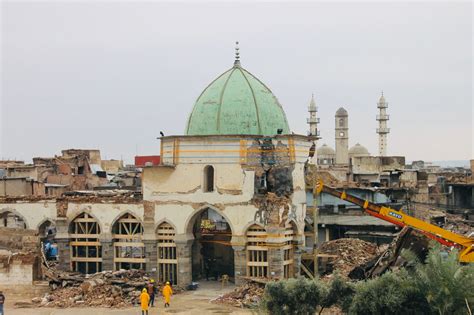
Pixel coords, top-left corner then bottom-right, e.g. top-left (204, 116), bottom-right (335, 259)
top-left (111, 212), bottom-right (145, 270)
top-left (110, 210), bottom-right (144, 234)
top-left (67, 209), bottom-right (104, 235)
top-left (0, 208), bottom-right (29, 229)
top-left (186, 205), bottom-right (234, 281)
top-left (37, 218), bottom-right (56, 239)
top-left (241, 221), bottom-right (266, 236)
top-left (69, 212), bottom-right (102, 274)
top-left (184, 205), bottom-right (235, 235)
top-left (154, 218), bottom-right (177, 234)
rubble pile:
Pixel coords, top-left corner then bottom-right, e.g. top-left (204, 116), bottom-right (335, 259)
top-left (35, 267), bottom-right (179, 308)
top-left (213, 280), bottom-right (265, 308)
top-left (319, 238), bottom-right (379, 277)
top-left (445, 213), bottom-right (473, 236)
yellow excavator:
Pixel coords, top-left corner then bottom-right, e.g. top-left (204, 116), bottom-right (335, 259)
top-left (315, 181), bottom-right (474, 263)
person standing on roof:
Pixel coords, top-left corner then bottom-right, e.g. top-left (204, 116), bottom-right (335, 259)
top-left (162, 281), bottom-right (173, 308)
top-left (147, 279), bottom-right (156, 307)
top-left (140, 288), bottom-right (150, 315)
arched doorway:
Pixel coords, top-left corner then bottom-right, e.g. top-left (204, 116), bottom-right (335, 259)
top-left (190, 208), bottom-right (234, 281)
top-left (39, 220), bottom-right (56, 240)
top-left (69, 213), bottom-right (102, 274)
top-left (112, 213), bottom-right (145, 270)
top-left (0, 211), bottom-right (27, 229)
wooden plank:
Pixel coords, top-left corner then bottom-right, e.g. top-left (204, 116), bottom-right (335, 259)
top-left (247, 246), bottom-right (268, 251)
top-left (71, 257), bottom-right (103, 262)
top-left (70, 234), bottom-right (100, 239)
top-left (158, 243), bottom-right (176, 248)
top-left (114, 257), bottom-right (146, 263)
top-left (114, 242), bottom-right (145, 247)
top-left (158, 259), bottom-right (178, 264)
top-left (247, 261), bottom-right (269, 267)
top-left (70, 241), bottom-right (101, 246)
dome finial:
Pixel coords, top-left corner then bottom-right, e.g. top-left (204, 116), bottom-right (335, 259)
top-left (234, 41), bottom-right (241, 67)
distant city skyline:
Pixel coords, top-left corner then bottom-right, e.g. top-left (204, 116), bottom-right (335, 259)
top-left (1, 1), bottom-right (472, 163)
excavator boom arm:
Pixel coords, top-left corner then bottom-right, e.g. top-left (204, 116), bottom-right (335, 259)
top-left (316, 182), bottom-right (474, 262)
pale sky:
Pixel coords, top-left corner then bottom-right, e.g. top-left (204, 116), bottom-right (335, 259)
top-left (1, 1), bottom-right (472, 164)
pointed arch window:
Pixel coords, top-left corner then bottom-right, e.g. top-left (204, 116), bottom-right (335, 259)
top-left (157, 222), bottom-right (177, 285)
top-left (112, 213), bottom-right (145, 270)
top-left (69, 213), bottom-right (102, 274)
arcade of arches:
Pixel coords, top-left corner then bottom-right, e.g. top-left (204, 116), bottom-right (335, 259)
top-left (5, 208), bottom-right (303, 287)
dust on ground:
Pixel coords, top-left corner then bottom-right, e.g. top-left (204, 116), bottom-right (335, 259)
top-left (4, 281), bottom-right (255, 315)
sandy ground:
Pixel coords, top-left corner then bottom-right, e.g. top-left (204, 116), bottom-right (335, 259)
top-left (3, 281), bottom-right (256, 315)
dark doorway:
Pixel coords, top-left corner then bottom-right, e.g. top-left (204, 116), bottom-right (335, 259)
top-left (191, 208), bottom-right (234, 281)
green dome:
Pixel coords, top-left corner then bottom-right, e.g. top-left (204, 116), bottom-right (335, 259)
top-left (185, 62), bottom-right (290, 136)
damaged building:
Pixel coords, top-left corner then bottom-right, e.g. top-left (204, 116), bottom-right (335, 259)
top-left (0, 50), bottom-right (312, 287)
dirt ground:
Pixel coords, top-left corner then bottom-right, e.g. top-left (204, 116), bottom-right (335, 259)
top-left (4, 281), bottom-right (256, 315)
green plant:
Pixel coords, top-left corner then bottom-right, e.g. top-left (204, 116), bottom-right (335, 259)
top-left (319, 273), bottom-right (354, 314)
top-left (262, 277), bottom-right (324, 315)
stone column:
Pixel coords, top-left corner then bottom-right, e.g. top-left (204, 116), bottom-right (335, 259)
top-left (292, 235), bottom-right (304, 277)
top-left (266, 226), bottom-right (285, 280)
top-left (55, 217), bottom-right (70, 271)
top-left (232, 235), bottom-right (247, 285)
top-left (175, 233), bottom-right (194, 287)
top-left (100, 238), bottom-right (114, 271)
top-left (143, 220), bottom-right (158, 279)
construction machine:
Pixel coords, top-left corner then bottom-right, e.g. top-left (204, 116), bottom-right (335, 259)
top-left (315, 181), bottom-right (474, 263)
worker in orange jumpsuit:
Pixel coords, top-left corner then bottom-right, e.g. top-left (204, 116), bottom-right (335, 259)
top-left (140, 288), bottom-right (150, 315)
top-left (162, 281), bottom-right (173, 308)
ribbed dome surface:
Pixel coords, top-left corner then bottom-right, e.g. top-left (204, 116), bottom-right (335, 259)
top-left (185, 64), bottom-right (290, 136)
top-left (336, 107), bottom-right (348, 116)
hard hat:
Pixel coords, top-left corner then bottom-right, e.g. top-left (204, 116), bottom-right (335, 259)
top-left (150, 279), bottom-right (155, 283)
top-left (142, 288), bottom-right (147, 292)
top-left (166, 281), bottom-right (170, 285)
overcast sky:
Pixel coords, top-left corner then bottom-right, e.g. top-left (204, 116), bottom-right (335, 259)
top-left (1, 1), bottom-right (472, 164)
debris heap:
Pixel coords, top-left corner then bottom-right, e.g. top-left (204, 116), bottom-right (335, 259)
top-left (213, 280), bottom-right (265, 308)
top-left (319, 238), bottom-right (379, 277)
top-left (34, 267), bottom-right (180, 308)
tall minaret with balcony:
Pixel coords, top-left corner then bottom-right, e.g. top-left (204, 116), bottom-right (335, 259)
top-left (307, 94), bottom-right (320, 164)
top-left (307, 94), bottom-right (320, 136)
top-left (376, 92), bottom-right (390, 156)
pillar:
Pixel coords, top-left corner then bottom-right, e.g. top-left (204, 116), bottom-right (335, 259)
top-left (175, 233), bottom-right (194, 287)
top-left (100, 239), bottom-right (114, 271)
top-left (143, 221), bottom-right (158, 278)
top-left (55, 217), bottom-right (70, 271)
top-left (232, 235), bottom-right (247, 285)
top-left (266, 226), bottom-right (285, 279)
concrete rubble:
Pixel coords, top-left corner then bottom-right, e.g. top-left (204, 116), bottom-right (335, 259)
top-left (318, 238), bottom-right (380, 279)
top-left (213, 280), bottom-right (265, 308)
top-left (27, 267), bottom-right (182, 308)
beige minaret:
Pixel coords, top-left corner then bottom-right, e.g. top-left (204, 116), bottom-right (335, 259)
top-left (307, 94), bottom-right (320, 136)
top-left (307, 94), bottom-right (320, 165)
top-left (376, 92), bottom-right (390, 156)
top-left (335, 107), bottom-right (349, 165)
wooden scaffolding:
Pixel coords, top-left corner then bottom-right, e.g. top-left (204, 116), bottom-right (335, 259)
top-left (157, 222), bottom-right (178, 284)
top-left (246, 225), bottom-right (269, 278)
top-left (112, 213), bottom-right (145, 270)
top-left (70, 213), bottom-right (102, 274)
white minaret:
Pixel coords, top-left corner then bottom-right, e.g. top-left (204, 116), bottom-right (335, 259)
top-left (335, 107), bottom-right (349, 165)
top-left (307, 94), bottom-right (320, 136)
top-left (376, 92), bottom-right (390, 156)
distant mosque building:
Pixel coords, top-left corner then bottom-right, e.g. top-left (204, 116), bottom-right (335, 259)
top-left (309, 93), bottom-right (388, 168)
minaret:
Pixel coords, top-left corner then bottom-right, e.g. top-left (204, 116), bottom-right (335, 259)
top-left (307, 94), bottom-right (320, 136)
top-left (376, 92), bottom-right (390, 156)
top-left (335, 107), bottom-right (349, 165)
